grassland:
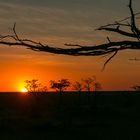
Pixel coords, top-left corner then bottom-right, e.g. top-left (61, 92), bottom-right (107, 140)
top-left (0, 91), bottom-right (140, 140)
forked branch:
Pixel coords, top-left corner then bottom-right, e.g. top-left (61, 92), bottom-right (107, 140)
top-left (0, 0), bottom-right (140, 68)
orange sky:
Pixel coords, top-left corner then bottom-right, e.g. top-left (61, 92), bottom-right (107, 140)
top-left (0, 45), bottom-right (140, 92)
top-left (0, 0), bottom-right (140, 91)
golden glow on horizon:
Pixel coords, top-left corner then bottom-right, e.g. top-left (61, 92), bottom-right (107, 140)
top-left (0, 51), bottom-right (140, 92)
top-left (21, 88), bottom-right (28, 93)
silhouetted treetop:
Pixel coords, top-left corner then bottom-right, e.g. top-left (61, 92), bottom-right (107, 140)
top-left (50, 79), bottom-right (70, 92)
top-left (0, 0), bottom-right (140, 68)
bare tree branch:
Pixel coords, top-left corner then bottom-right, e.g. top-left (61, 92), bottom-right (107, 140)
top-left (0, 0), bottom-right (140, 69)
top-left (102, 50), bottom-right (118, 71)
top-left (98, 26), bottom-right (137, 38)
top-left (128, 0), bottom-right (140, 41)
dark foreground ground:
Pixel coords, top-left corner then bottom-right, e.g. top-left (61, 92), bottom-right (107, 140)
top-left (0, 91), bottom-right (140, 140)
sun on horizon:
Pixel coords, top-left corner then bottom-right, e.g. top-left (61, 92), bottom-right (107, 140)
top-left (21, 88), bottom-right (28, 93)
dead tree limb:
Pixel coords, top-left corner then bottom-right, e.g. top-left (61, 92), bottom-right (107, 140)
top-left (0, 0), bottom-right (140, 68)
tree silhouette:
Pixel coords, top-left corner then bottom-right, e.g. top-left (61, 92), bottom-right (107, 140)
top-left (94, 82), bottom-right (102, 91)
top-left (73, 81), bottom-right (83, 92)
top-left (38, 86), bottom-right (48, 92)
top-left (82, 76), bottom-right (96, 92)
top-left (25, 79), bottom-right (41, 92)
top-left (50, 79), bottom-right (70, 93)
top-left (73, 81), bottom-right (84, 103)
top-left (0, 0), bottom-right (139, 68)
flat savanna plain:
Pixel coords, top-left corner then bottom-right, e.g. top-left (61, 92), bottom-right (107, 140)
top-left (0, 91), bottom-right (140, 140)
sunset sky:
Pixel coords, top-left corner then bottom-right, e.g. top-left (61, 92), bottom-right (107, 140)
top-left (0, 0), bottom-right (140, 92)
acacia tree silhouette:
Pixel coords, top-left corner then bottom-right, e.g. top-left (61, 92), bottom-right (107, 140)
top-left (0, 0), bottom-right (139, 69)
top-left (50, 79), bottom-right (70, 93)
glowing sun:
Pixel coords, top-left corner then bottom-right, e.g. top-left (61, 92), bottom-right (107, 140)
top-left (21, 88), bottom-right (28, 93)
